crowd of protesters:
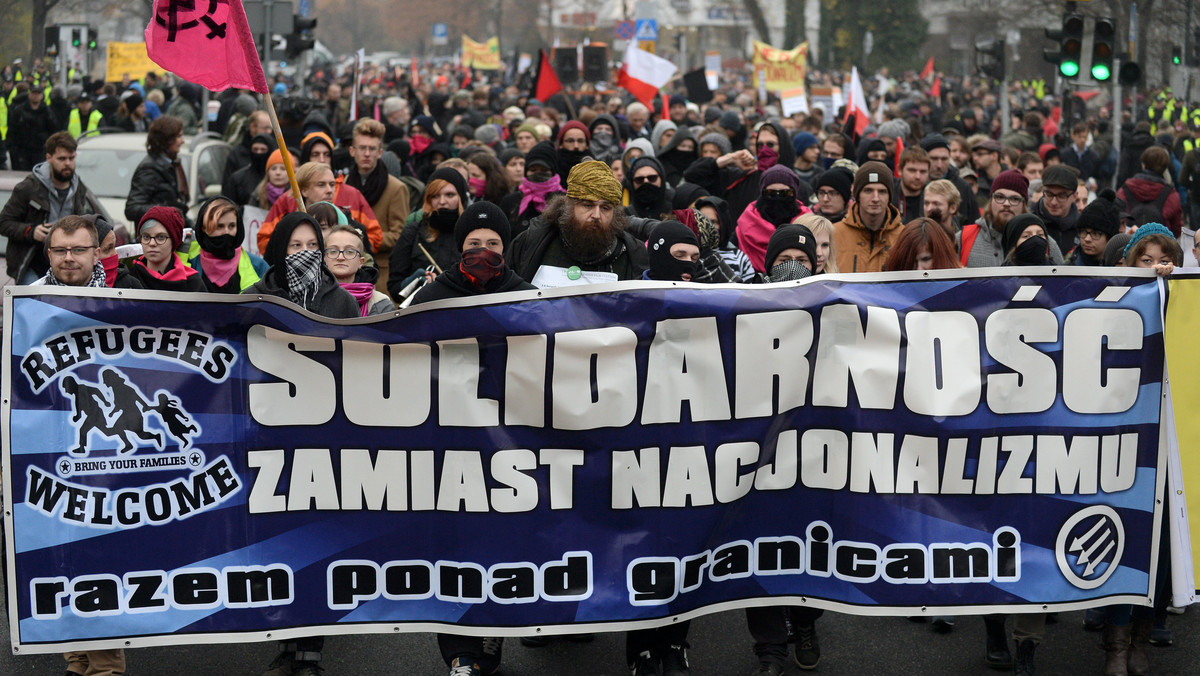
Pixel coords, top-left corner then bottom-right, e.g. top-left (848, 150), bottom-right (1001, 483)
top-left (1, 50), bottom-right (1196, 676)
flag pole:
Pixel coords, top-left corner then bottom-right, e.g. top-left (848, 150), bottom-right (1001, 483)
top-left (263, 93), bottom-right (306, 213)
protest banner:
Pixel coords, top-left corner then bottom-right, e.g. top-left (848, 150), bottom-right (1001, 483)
top-left (2, 270), bottom-right (1176, 653)
top-left (462, 35), bottom-right (501, 71)
top-left (752, 40), bottom-right (808, 92)
top-left (105, 42), bottom-right (166, 84)
top-left (1165, 271), bottom-right (1200, 596)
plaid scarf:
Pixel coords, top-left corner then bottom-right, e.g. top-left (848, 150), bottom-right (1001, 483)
top-left (283, 249), bottom-right (324, 309)
top-left (44, 262), bottom-right (107, 288)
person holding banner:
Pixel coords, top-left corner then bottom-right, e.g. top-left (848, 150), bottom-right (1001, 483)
top-left (242, 212), bottom-right (359, 319)
top-left (184, 196), bottom-right (269, 293)
top-left (127, 206), bottom-right (205, 292)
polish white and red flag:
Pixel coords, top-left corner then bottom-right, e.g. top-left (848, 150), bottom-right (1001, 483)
top-left (618, 42), bottom-right (678, 105)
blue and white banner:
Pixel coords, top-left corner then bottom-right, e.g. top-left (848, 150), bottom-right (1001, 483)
top-left (2, 269), bottom-right (1167, 652)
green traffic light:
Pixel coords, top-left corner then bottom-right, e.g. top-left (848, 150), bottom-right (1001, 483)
top-left (1092, 63), bottom-right (1112, 81)
top-left (1060, 61), bottom-right (1080, 77)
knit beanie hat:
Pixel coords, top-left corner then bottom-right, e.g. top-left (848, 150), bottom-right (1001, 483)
top-left (454, 200), bottom-right (512, 251)
top-left (989, 169), bottom-right (1030, 201)
top-left (1076, 192), bottom-right (1121, 238)
top-left (764, 224), bottom-right (819, 271)
top-left (266, 149), bottom-right (287, 170)
top-left (698, 132), bottom-right (732, 156)
top-left (1002, 213), bottom-right (1046, 256)
top-left (792, 132), bottom-right (819, 156)
top-left (515, 122), bottom-right (540, 140)
top-left (719, 110), bottom-right (742, 131)
top-left (138, 205), bottom-right (186, 250)
top-left (428, 167), bottom-right (469, 205)
top-left (1104, 233), bottom-right (1133, 266)
top-left (524, 141), bottom-right (559, 174)
top-left (1122, 222), bottom-right (1175, 258)
top-left (815, 167), bottom-right (854, 203)
top-left (853, 161), bottom-right (894, 203)
top-left (761, 164), bottom-right (801, 196)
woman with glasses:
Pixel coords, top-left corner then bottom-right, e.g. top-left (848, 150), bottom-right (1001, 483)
top-left (243, 212), bottom-right (358, 318)
top-left (324, 225), bottom-right (394, 316)
top-left (127, 206), bottom-right (205, 292)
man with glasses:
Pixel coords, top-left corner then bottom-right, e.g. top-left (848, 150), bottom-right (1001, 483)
top-left (970, 138), bottom-right (1003, 203)
top-left (31, 215), bottom-right (107, 288)
top-left (0, 131), bottom-right (103, 284)
top-left (1030, 165), bottom-right (1082, 252)
top-left (627, 157), bottom-right (673, 219)
top-left (346, 118), bottom-right (410, 292)
top-left (960, 169), bottom-right (1064, 268)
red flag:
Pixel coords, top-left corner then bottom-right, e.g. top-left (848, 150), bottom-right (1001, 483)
top-left (661, 93), bottom-right (669, 121)
top-left (533, 49), bottom-right (563, 102)
top-left (930, 75), bottom-right (942, 99)
top-left (411, 54), bottom-right (421, 87)
top-left (618, 42), bottom-right (678, 106)
top-left (893, 136), bottom-right (905, 178)
top-left (145, 0), bottom-right (267, 93)
top-left (920, 57), bottom-right (934, 81)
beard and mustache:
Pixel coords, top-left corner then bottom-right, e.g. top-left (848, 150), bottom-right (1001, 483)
top-left (557, 206), bottom-right (622, 263)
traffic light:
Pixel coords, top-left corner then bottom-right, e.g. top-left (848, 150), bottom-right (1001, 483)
top-left (975, 40), bottom-right (1005, 81)
top-left (71, 28), bottom-right (82, 48)
top-left (1174, 47), bottom-right (1183, 66)
top-left (1192, 29), bottom-right (1200, 66)
top-left (285, 14), bottom-right (317, 59)
top-left (1092, 17), bottom-right (1115, 82)
top-left (1119, 61), bottom-right (1143, 87)
top-left (44, 25), bottom-right (59, 56)
top-left (88, 28), bottom-right (99, 51)
top-left (1059, 13), bottom-right (1084, 78)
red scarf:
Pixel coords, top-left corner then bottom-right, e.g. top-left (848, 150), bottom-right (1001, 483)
top-left (133, 253), bottom-right (200, 282)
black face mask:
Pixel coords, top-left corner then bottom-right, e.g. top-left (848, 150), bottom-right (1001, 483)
top-left (250, 151), bottom-right (270, 174)
top-left (633, 182), bottom-right (664, 211)
top-left (759, 194), bottom-right (801, 225)
top-left (526, 168), bottom-right (554, 183)
top-left (1013, 235), bottom-right (1051, 265)
top-left (202, 233), bottom-right (240, 259)
top-left (648, 233), bottom-right (699, 281)
top-left (557, 148), bottom-right (588, 173)
top-left (430, 208), bottom-right (459, 232)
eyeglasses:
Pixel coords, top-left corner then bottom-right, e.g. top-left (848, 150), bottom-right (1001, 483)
top-left (324, 247), bottom-right (362, 260)
top-left (1042, 190), bottom-right (1074, 202)
top-left (1079, 230), bottom-right (1107, 241)
top-left (47, 246), bottom-right (96, 258)
top-left (764, 188), bottom-right (795, 200)
top-left (816, 189), bottom-right (842, 199)
top-left (139, 233), bottom-right (171, 245)
top-left (354, 144), bottom-right (381, 154)
top-left (991, 194), bottom-right (1026, 206)
top-left (633, 174), bottom-right (661, 186)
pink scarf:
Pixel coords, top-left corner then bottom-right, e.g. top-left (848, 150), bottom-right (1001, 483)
top-left (519, 174), bottom-right (563, 214)
top-left (266, 182), bottom-right (288, 206)
top-left (340, 281), bottom-right (376, 317)
top-left (200, 248), bottom-right (242, 288)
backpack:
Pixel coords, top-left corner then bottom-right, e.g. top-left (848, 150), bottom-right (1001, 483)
top-left (1121, 185), bottom-right (1171, 227)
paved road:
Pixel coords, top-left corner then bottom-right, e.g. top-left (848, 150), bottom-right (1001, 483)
top-left (2, 586), bottom-right (1197, 676)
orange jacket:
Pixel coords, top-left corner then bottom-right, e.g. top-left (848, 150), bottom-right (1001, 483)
top-left (832, 203), bottom-right (905, 273)
top-left (256, 175), bottom-right (382, 253)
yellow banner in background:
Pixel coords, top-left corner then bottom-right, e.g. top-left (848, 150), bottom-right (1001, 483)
top-left (106, 42), bottom-right (166, 84)
top-left (462, 35), bottom-right (501, 70)
top-left (1165, 275), bottom-right (1200, 585)
top-left (752, 40), bottom-right (808, 93)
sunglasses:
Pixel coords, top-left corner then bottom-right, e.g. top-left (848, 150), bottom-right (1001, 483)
top-left (764, 188), bottom-right (795, 200)
top-left (633, 175), bottom-right (661, 186)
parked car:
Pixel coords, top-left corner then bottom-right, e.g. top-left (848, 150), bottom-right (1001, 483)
top-left (74, 132), bottom-right (233, 235)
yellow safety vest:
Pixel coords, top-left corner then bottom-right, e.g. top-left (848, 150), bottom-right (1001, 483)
top-left (68, 109), bottom-right (103, 138)
top-left (0, 97), bottom-right (6, 141)
top-left (185, 242), bottom-right (262, 291)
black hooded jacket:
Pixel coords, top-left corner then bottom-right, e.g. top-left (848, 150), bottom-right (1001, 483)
top-left (657, 125), bottom-right (698, 187)
top-left (242, 212), bottom-right (359, 318)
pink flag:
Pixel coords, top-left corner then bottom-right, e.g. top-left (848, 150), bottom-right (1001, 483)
top-left (145, 0), bottom-right (267, 94)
